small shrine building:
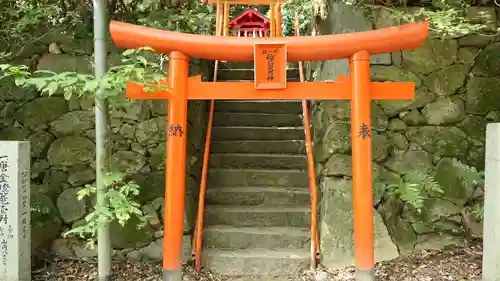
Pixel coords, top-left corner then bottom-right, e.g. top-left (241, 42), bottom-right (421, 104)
top-left (229, 8), bottom-right (270, 37)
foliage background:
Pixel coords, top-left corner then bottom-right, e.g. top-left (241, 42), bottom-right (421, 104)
top-left (0, 0), bottom-right (493, 248)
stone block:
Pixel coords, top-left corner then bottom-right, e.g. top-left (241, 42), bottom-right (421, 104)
top-left (465, 7), bottom-right (497, 33)
top-left (370, 53), bottom-right (391, 65)
top-left (472, 43), bottom-right (500, 77)
top-left (435, 158), bottom-right (476, 206)
top-left (370, 65), bottom-right (422, 88)
top-left (458, 34), bottom-right (494, 47)
top-left (378, 87), bottom-right (437, 117)
top-left (46, 136), bottom-right (95, 167)
top-left (405, 126), bottom-right (469, 158)
top-left (423, 63), bottom-right (469, 97)
top-left (49, 111), bottom-right (95, 137)
top-left (138, 235), bottom-right (191, 264)
top-left (110, 216), bottom-right (155, 249)
top-left (15, 97), bottom-right (68, 129)
top-left (319, 177), bottom-right (398, 268)
top-left (157, 194), bottom-right (196, 234)
top-left (56, 188), bottom-right (86, 223)
top-left (421, 97), bottom-right (466, 125)
top-left (37, 54), bottom-right (92, 74)
top-left (402, 38), bottom-right (458, 75)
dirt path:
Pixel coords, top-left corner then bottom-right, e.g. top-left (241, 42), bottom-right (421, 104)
top-left (33, 242), bottom-right (482, 281)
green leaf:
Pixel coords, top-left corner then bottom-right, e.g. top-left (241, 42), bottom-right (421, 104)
top-left (34, 69), bottom-right (57, 76)
top-left (137, 56), bottom-right (148, 66)
top-left (462, 170), bottom-right (484, 184)
top-left (14, 75), bottom-right (26, 86)
top-left (64, 76), bottom-right (79, 86)
top-left (85, 240), bottom-right (96, 250)
top-left (122, 49), bottom-right (136, 56)
top-left (77, 188), bottom-right (91, 200)
top-left (83, 79), bottom-right (99, 93)
top-left (26, 77), bottom-right (47, 91)
top-left (103, 172), bottom-right (124, 186)
top-left (63, 90), bottom-right (73, 100)
top-left (132, 206), bottom-right (143, 216)
top-left (138, 48), bottom-right (155, 55)
top-left (46, 82), bottom-right (58, 96)
top-left (152, 73), bottom-right (165, 82)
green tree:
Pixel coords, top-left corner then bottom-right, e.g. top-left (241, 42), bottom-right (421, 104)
top-left (1, 47), bottom-right (167, 242)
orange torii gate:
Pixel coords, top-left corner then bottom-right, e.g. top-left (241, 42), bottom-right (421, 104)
top-left (109, 16), bottom-right (429, 281)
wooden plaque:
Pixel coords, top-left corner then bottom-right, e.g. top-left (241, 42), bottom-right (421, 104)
top-left (254, 42), bottom-right (287, 90)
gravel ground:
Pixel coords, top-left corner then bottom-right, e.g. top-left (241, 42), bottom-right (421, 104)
top-left (32, 241), bottom-right (482, 281)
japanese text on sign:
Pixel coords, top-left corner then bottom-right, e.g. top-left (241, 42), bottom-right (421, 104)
top-left (254, 43), bottom-right (287, 90)
top-left (0, 155), bottom-right (8, 272)
top-left (20, 170), bottom-right (29, 240)
top-left (262, 49), bottom-right (277, 81)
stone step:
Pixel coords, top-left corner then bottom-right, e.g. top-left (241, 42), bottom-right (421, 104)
top-left (212, 112), bottom-right (303, 127)
top-left (214, 101), bottom-right (302, 114)
top-left (207, 169), bottom-right (308, 187)
top-left (204, 205), bottom-right (311, 227)
top-left (210, 140), bottom-right (306, 154)
top-left (218, 61), bottom-right (299, 70)
top-left (220, 69), bottom-right (296, 81)
top-left (218, 61), bottom-right (255, 70)
top-left (203, 226), bottom-right (311, 249)
top-left (211, 126), bottom-right (304, 141)
top-left (209, 153), bottom-right (308, 169)
top-left (205, 186), bottom-right (311, 205)
top-left (201, 248), bottom-right (309, 276)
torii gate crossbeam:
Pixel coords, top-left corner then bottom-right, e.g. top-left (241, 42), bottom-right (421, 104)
top-left (109, 19), bottom-right (429, 281)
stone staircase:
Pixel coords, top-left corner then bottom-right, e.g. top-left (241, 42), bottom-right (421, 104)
top-left (200, 62), bottom-right (312, 276)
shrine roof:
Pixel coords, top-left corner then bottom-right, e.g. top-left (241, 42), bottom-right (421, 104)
top-left (229, 8), bottom-right (269, 26)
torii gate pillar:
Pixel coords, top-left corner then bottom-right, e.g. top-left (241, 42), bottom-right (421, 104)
top-left (162, 51), bottom-right (189, 281)
top-left (350, 50), bottom-right (374, 279)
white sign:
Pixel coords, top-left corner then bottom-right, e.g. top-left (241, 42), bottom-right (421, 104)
top-left (0, 141), bottom-right (30, 281)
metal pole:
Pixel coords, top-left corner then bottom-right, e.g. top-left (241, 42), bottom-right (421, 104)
top-left (350, 50), bottom-right (375, 281)
top-left (93, 0), bottom-right (112, 280)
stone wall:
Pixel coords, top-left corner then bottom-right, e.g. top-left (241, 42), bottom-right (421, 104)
top-left (0, 39), bottom-right (210, 262)
top-left (308, 2), bottom-right (492, 268)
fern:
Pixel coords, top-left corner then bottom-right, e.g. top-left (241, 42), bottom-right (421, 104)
top-left (386, 171), bottom-right (443, 213)
top-left (462, 169), bottom-right (485, 221)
